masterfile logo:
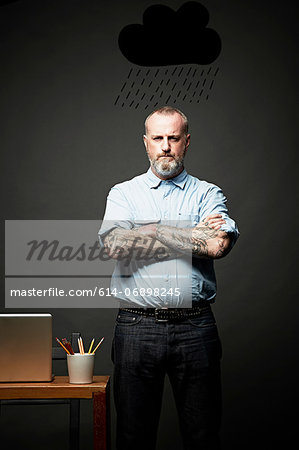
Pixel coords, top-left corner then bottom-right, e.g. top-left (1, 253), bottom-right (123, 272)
top-left (5, 220), bottom-right (192, 308)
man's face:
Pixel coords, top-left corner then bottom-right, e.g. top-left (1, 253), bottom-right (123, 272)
top-left (143, 112), bottom-right (190, 179)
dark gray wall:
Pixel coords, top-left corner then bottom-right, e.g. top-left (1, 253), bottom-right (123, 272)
top-left (1, 1), bottom-right (298, 449)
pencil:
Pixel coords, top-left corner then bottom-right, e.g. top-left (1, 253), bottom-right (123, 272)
top-left (88, 338), bottom-right (95, 354)
top-left (92, 337), bottom-right (104, 354)
top-left (80, 337), bottom-right (85, 354)
top-left (78, 337), bottom-right (83, 354)
top-left (56, 337), bottom-right (71, 355)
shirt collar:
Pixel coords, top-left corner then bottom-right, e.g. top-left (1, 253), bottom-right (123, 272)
top-left (146, 167), bottom-right (188, 189)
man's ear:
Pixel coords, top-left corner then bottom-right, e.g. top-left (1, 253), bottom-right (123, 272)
top-left (143, 134), bottom-right (148, 149)
top-left (185, 134), bottom-right (191, 152)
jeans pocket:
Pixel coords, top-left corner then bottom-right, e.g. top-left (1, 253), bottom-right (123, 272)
top-left (187, 307), bottom-right (216, 328)
top-left (115, 311), bottom-right (143, 326)
top-left (188, 318), bottom-right (217, 328)
top-left (187, 309), bottom-right (222, 362)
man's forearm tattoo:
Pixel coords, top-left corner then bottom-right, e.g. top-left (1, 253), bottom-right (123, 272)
top-left (156, 225), bottom-right (227, 259)
top-left (156, 226), bottom-right (193, 253)
top-left (214, 238), bottom-right (227, 258)
top-left (103, 228), bottom-right (178, 261)
top-left (192, 227), bottom-right (220, 257)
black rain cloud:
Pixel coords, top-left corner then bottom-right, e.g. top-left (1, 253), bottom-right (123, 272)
top-left (118, 2), bottom-right (222, 67)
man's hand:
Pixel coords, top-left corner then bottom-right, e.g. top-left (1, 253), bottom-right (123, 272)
top-left (198, 214), bottom-right (226, 230)
top-left (103, 228), bottom-right (136, 259)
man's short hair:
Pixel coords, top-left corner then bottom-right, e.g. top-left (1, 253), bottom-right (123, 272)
top-left (144, 106), bottom-right (189, 136)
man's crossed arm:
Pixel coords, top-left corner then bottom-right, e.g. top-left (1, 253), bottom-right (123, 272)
top-left (103, 214), bottom-right (232, 261)
top-left (154, 222), bottom-right (231, 259)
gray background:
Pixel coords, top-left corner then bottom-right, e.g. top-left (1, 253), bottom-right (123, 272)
top-left (1, 0), bottom-right (298, 449)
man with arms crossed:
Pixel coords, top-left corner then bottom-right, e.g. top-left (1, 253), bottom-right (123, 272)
top-left (98, 107), bottom-right (239, 450)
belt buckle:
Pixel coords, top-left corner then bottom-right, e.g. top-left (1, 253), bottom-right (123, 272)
top-left (154, 307), bottom-right (169, 323)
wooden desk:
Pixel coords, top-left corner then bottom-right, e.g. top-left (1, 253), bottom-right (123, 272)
top-left (0, 375), bottom-right (110, 450)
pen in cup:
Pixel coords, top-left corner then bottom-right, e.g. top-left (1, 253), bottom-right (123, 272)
top-left (62, 338), bottom-right (74, 355)
top-left (56, 337), bottom-right (71, 355)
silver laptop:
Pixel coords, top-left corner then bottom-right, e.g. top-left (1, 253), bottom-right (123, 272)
top-left (0, 313), bottom-right (53, 382)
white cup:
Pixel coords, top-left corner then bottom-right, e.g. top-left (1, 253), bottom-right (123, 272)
top-left (67, 353), bottom-right (95, 384)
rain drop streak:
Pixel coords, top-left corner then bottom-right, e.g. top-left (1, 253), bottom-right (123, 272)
top-left (114, 66), bottom-right (220, 109)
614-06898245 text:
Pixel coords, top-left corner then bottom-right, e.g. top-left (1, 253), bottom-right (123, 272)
top-left (100, 287), bottom-right (181, 297)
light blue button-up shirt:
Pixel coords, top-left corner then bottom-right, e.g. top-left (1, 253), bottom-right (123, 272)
top-left (98, 168), bottom-right (239, 307)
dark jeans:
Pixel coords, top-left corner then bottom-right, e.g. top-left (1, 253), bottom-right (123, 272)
top-left (111, 306), bottom-right (222, 450)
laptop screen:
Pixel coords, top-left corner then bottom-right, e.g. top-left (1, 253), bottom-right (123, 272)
top-left (0, 313), bottom-right (52, 382)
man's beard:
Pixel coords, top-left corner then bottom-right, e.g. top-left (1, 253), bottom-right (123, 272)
top-left (148, 152), bottom-right (185, 178)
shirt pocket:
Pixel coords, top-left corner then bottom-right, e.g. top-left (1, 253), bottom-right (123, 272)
top-left (177, 211), bottom-right (200, 227)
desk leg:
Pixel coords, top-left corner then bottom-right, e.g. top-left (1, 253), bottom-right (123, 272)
top-left (93, 382), bottom-right (110, 450)
top-left (70, 399), bottom-right (80, 450)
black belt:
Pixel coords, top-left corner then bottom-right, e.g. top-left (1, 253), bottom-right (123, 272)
top-left (120, 301), bottom-right (211, 323)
